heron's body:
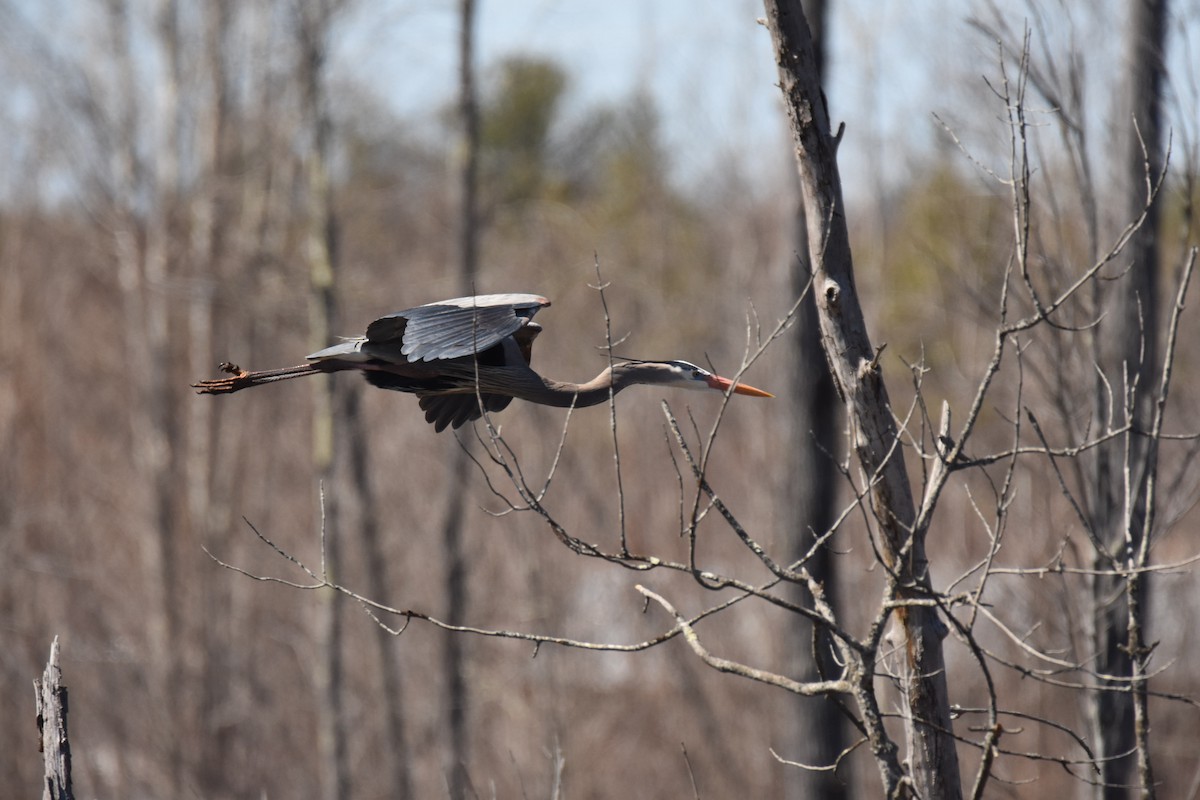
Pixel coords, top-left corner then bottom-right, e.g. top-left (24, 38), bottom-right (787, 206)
top-left (194, 293), bottom-right (772, 431)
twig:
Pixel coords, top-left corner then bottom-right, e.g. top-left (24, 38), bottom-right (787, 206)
top-left (636, 584), bottom-right (851, 697)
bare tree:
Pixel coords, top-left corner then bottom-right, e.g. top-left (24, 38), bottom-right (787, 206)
top-left (102, 0), bottom-right (187, 791)
top-left (1089, 1), bottom-right (1169, 796)
top-left (295, 2), bottom-right (349, 798)
top-left (787, 1), bottom-right (849, 797)
top-left (763, 2), bottom-right (962, 795)
top-left (974, 3), bottom-right (1175, 796)
top-left (200, 7), bottom-right (1196, 797)
top-left (440, 2), bottom-right (481, 798)
top-left (8, 2), bottom-right (1199, 798)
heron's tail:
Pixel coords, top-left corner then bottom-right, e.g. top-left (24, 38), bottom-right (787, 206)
top-left (192, 361), bottom-right (329, 394)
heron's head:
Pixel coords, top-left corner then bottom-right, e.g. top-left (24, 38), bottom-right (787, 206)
top-left (617, 359), bottom-right (774, 397)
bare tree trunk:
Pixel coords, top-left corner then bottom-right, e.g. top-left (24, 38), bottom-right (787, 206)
top-left (1089, 2), bottom-right (1167, 798)
top-left (762, 2), bottom-right (962, 797)
top-left (106, 0), bottom-right (185, 792)
top-left (327, 9), bottom-right (412, 782)
top-left (35, 638), bottom-right (74, 800)
top-left (185, 0), bottom-right (230, 571)
top-left (786, 2), bottom-right (848, 797)
top-left (343, 391), bottom-right (415, 799)
top-left (147, 0), bottom-right (185, 785)
top-left (189, 3), bottom-right (239, 786)
top-left (296, 4), bottom-right (348, 799)
top-left (442, 3), bottom-right (479, 797)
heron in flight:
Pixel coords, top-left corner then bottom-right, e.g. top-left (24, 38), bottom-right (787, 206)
top-left (193, 293), bottom-right (773, 432)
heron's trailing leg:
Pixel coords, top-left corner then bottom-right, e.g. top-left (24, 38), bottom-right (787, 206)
top-left (192, 361), bottom-right (323, 394)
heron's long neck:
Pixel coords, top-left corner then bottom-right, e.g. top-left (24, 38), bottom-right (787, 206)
top-left (489, 366), bottom-right (627, 409)
top-left (528, 367), bottom-right (626, 408)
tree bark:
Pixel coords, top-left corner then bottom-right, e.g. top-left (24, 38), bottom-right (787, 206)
top-left (345, 390), bottom-right (414, 799)
top-left (35, 638), bottom-right (74, 800)
top-left (442, 2), bottom-right (480, 797)
top-left (786, 1), bottom-right (848, 797)
top-left (188, 2), bottom-right (231, 786)
top-left (762, 2), bottom-right (962, 797)
top-left (1089, 2), bottom-right (1167, 798)
top-left (296, 4), bottom-right (348, 799)
top-left (106, 0), bottom-right (185, 791)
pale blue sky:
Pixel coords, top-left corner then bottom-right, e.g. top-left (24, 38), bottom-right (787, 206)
top-left (335, 0), bottom-right (965, 204)
top-left (4, 0), bottom-right (1197, 210)
top-left (334, 0), bottom-right (1199, 208)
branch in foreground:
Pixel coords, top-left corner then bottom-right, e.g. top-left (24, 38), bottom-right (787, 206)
top-left (636, 584), bottom-right (851, 697)
top-left (203, 516), bottom-right (775, 655)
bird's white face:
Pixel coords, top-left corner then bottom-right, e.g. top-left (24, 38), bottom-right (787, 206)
top-left (663, 360), bottom-right (721, 391)
top-left (661, 360), bottom-right (774, 397)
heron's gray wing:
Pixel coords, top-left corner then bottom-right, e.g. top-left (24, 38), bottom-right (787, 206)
top-left (418, 393), bottom-right (514, 432)
top-left (365, 294), bottom-right (549, 363)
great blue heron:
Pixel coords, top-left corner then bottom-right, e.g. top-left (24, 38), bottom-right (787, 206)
top-left (193, 293), bottom-right (773, 431)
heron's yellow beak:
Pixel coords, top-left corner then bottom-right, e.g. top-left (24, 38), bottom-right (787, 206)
top-left (707, 374), bottom-right (775, 398)
top-left (732, 382), bottom-right (775, 398)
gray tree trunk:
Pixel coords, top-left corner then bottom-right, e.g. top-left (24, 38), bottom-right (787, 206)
top-left (786, 1), bottom-right (848, 797)
top-left (1089, 1), bottom-right (1167, 798)
top-left (189, 3), bottom-right (232, 784)
top-left (106, 0), bottom-right (186, 791)
top-left (296, 4), bottom-right (349, 799)
top-left (345, 392), bottom-right (415, 799)
top-left (443, 2), bottom-right (480, 797)
top-left (762, 2), bottom-right (962, 797)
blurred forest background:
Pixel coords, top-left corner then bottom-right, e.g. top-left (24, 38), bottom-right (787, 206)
top-left (2, 0), bottom-right (1199, 798)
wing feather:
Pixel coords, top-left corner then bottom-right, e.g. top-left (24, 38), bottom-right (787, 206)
top-left (418, 393), bottom-right (514, 432)
top-left (364, 294), bottom-right (549, 363)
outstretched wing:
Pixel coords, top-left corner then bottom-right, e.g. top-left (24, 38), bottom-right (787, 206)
top-left (411, 320), bottom-right (544, 432)
top-left (364, 293), bottom-right (549, 362)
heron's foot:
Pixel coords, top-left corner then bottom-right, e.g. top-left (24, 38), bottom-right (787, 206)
top-left (192, 362), bottom-right (250, 394)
